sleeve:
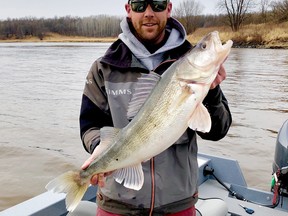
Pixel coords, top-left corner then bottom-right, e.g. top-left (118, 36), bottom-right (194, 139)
top-left (79, 60), bottom-right (113, 153)
top-left (197, 85), bottom-right (232, 141)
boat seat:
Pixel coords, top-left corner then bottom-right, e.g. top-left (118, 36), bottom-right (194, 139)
top-left (67, 198), bottom-right (228, 216)
top-left (196, 198), bottom-right (228, 216)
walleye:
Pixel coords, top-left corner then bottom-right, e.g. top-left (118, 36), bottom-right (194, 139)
top-left (46, 31), bottom-right (233, 212)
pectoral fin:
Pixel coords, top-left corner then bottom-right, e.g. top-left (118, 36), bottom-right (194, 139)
top-left (113, 164), bottom-right (144, 190)
top-left (188, 103), bottom-right (211, 132)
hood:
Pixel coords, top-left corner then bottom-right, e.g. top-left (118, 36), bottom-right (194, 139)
top-left (118, 17), bottom-right (187, 70)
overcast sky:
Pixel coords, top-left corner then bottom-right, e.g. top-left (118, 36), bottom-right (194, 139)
top-left (0, 0), bottom-right (218, 20)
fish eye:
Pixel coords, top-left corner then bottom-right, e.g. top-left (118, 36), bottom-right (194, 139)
top-left (201, 43), bottom-right (207, 50)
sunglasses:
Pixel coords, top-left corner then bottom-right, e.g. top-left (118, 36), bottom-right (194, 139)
top-left (129, 0), bottom-right (168, 13)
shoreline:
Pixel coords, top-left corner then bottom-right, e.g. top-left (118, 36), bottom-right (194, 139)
top-left (1, 32), bottom-right (287, 49)
top-left (0, 33), bottom-right (117, 43)
top-left (1, 39), bottom-right (286, 49)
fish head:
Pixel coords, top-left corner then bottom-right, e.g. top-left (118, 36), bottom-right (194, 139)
top-left (176, 31), bottom-right (233, 84)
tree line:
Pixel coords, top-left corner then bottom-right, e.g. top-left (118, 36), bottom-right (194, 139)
top-left (174, 0), bottom-right (288, 33)
top-left (0, 15), bottom-right (122, 40)
top-left (0, 0), bottom-right (287, 40)
top-left (215, 0), bottom-right (288, 31)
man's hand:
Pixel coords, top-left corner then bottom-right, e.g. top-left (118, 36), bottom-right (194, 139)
top-left (210, 65), bottom-right (226, 89)
top-left (81, 154), bottom-right (113, 187)
top-left (90, 172), bottom-right (113, 187)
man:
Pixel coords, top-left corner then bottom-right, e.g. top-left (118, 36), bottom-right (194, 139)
top-left (79, 0), bottom-right (232, 215)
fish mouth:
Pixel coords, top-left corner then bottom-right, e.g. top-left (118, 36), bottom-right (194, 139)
top-left (223, 40), bottom-right (233, 49)
top-left (196, 31), bottom-right (233, 71)
top-left (211, 31), bottom-right (233, 63)
top-left (218, 40), bottom-right (233, 61)
top-left (175, 31), bottom-right (233, 83)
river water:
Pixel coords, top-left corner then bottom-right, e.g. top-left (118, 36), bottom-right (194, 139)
top-left (0, 43), bottom-right (287, 211)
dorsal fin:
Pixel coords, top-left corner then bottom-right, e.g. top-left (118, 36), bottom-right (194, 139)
top-left (100, 127), bottom-right (120, 145)
top-left (127, 72), bottom-right (161, 120)
top-left (92, 127), bottom-right (120, 159)
top-left (82, 127), bottom-right (121, 169)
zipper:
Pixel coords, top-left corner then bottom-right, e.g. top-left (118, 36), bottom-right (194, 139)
top-left (149, 157), bottom-right (155, 216)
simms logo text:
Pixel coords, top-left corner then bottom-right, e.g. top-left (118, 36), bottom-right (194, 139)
top-left (86, 79), bottom-right (93, 84)
top-left (106, 88), bottom-right (132, 96)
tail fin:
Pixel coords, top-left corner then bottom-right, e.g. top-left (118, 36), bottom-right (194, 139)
top-left (45, 170), bottom-right (89, 212)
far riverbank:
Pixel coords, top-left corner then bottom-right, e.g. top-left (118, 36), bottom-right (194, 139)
top-left (1, 22), bottom-right (287, 49)
top-left (188, 21), bottom-right (288, 49)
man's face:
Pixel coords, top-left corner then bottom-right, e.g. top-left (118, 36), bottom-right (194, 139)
top-left (125, 0), bottom-right (172, 44)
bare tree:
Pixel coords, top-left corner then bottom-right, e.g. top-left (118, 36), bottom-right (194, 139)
top-left (260, 0), bottom-right (272, 22)
top-left (217, 0), bottom-right (254, 31)
top-left (173, 0), bottom-right (204, 34)
top-left (271, 0), bottom-right (288, 22)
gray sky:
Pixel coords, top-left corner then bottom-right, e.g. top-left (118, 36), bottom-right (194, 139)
top-left (0, 0), bottom-right (217, 20)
